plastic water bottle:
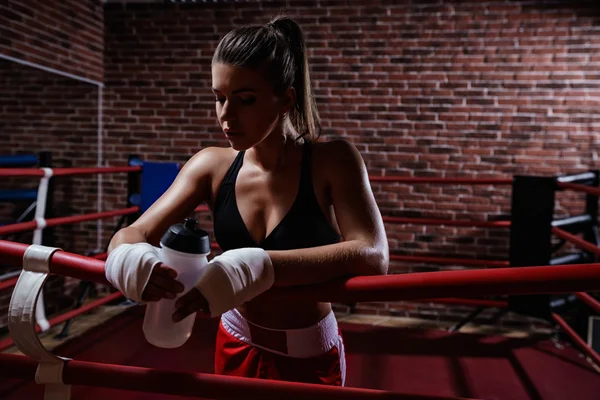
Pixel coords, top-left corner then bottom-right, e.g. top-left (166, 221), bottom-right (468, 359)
top-left (143, 218), bottom-right (211, 348)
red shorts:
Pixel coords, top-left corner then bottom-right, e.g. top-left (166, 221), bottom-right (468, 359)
top-left (214, 309), bottom-right (346, 386)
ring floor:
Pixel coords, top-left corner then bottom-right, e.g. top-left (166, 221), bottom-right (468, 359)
top-left (1, 306), bottom-right (599, 400)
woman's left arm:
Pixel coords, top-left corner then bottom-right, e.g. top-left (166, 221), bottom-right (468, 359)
top-left (268, 140), bottom-right (389, 287)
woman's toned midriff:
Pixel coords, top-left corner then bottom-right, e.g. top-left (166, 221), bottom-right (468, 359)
top-left (237, 299), bottom-right (332, 329)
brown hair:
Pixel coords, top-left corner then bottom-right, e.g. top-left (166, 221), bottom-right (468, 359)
top-left (212, 15), bottom-right (320, 143)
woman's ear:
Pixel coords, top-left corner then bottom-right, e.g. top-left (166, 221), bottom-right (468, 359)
top-left (280, 86), bottom-right (296, 117)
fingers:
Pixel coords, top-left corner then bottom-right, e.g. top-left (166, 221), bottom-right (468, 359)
top-left (173, 288), bottom-right (209, 322)
top-left (154, 264), bottom-right (177, 279)
top-left (141, 264), bottom-right (185, 302)
top-left (142, 282), bottom-right (176, 301)
top-left (150, 269), bottom-right (185, 294)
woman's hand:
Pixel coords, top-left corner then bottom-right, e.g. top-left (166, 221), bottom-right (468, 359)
top-left (172, 288), bottom-right (210, 322)
top-left (142, 264), bottom-right (185, 302)
top-left (172, 247), bottom-right (274, 321)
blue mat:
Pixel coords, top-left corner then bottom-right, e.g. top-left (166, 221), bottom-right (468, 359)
top-left (0, 154), bottom-right (38, 167)
top-left (0, 189), bottom-right (37, 201)
top-left (140, 161), bottom-right (180, 213)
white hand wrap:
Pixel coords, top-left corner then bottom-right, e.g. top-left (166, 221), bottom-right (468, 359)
top-left (195, 248), bottom-right (274, 317)
top-left (104, 243), bottom-right (161, 303)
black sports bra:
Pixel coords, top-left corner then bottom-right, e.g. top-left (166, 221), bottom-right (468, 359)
top-left (213, 143), bottom-right (341, 251)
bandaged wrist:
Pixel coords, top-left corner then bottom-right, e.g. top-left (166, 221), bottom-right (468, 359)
top-left (104, 243), bottom-right (161, 302)
top-left (195, 247), bottom-right (274, 317)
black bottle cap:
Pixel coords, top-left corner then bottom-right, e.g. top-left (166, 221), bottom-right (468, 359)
top-left (160, 218), bottom-right (210, 254)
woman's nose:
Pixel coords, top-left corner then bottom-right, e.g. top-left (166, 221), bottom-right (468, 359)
top-left (219, 100), bottom-right (236, 121)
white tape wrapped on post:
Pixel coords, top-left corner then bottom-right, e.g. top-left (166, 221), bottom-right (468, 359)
top-left (33, 167), bottom-right (53, 332)
top-left (8, 244), bottom-right (71, 400)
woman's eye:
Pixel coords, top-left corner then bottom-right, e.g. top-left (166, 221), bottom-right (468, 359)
top-left (239, 97), bottom-right (256, 105)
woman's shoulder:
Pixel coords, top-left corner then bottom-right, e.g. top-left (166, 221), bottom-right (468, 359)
top-left (181, 146), bottom-right (238, 181)
top-left (311, 139), bottom-right (364, 170)
top-left (186, 146), bottom-right (237, 168)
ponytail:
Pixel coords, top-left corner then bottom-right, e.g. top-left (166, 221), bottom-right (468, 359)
top-left (268, 16), bottom-right (320, 143)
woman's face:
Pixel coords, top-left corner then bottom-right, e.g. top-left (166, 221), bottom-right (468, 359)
top-left (212, 63), bottom-right (289, 150)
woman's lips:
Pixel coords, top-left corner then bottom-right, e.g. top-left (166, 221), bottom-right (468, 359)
top-left (224, 129), bottom-right (241, 139)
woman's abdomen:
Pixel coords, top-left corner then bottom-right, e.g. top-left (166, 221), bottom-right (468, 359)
top-left (237, 298), bottom-right (332, 329)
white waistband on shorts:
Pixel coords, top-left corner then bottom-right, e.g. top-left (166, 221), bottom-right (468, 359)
top-left (220, 309), bottom-right (340, 359)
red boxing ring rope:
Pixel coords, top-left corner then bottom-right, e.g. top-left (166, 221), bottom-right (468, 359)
top-left (1, 240), bottom-right (599, 304)
top-left (0, 166), bottom-right (141, 177)
top-left (0, 353), bottom-right (478, 400)
top-left (368, 176), bottom-right (513, 185)
top-left (552, 227), bottom-right (600, 257)
top-left (574, 292), bottom-right (600, 315)
top-left (552, 313), bottom-right (600, 367)
top-left (0, 240), bottom-right (109, 285)
top-left (0, 252), bottom-right (108, 291)
top-left (390, 254), bottom-right (509, 268)
top-left (91, 252), bottom-right (108, 260)
top-left (556, 181), bottom-right (600, 196)
top-left (417, 298), bottom-right (508, 308)
top-left (0, 166), bottom-right (511, 187)
top-left (0, 276), bottom-right (19, 291)
top-left (382, 216), bottom-right (510, 229)
top-left (0, 207), bottom-right (140, 236)
top-left (261, 263), bottom-right (600, 304)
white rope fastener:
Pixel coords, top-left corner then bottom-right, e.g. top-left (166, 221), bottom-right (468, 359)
top-left (35, 217), bottom-right (48, 231)
top-left (8, 244), bottom-right (72, 400)
top-left (34, 167), bottom-right (54, 243)
top-left (33, 167), bottom-right (54, 332)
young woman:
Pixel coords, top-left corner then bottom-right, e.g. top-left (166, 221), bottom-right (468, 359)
top-left (106, 16), bottom-right (388, 387)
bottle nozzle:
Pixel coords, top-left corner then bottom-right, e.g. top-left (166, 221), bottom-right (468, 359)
top-left (183, 218), bottom-right (197, 230)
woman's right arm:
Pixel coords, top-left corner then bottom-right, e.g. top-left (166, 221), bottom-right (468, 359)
top-left (108, 147), bottom-right (220, 252)
top-left (106, 148), bottom-right (223, 302)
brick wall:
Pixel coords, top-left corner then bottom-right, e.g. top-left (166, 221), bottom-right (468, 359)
top-left (0, 58), bottom-right (104, 252)
top-left (0, 0), bottom-right (104, 82)
top-left (0, 1), bottom-right (104, 328)
top-left (103, 1), bottom-right (600, 329)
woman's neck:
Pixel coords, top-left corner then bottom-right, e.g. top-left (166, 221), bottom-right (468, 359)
top-left (248, 123), bottom-right (299, 172)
